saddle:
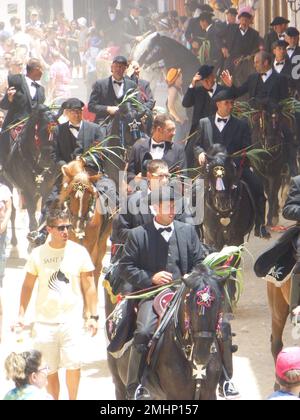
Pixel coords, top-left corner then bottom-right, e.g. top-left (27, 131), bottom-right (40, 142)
top-left (106, 288), bottom-right (176, 358)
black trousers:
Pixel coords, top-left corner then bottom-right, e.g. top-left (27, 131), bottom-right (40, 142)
top-left (133, 299), bottom-right (158, 352)
top-left (241, 167), bottom-right (266, 226)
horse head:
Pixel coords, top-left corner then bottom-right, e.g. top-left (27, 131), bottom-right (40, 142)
top-left (250, 98), bottom-right (284, 150)
top-left (60, 161), bottom-right (99, 240)
top-left (139, 33), bottom-right (163, 70)
top-left (117, 101), bottom-right (147, 146)
top-left (183, 264), bottom-right (225, 374)
top-left (206, 144), bottom-right (238, 214)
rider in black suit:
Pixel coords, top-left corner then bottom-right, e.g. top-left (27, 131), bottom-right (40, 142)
top-left (123, 3), bottom-right (148, 52)
top-left (88, 56), bottom-right (137, 124)
top-left (127, 114), bottom-right (186, 183)
top-left (183, 65), bottom-right (223, 168)
top-left (192, 88), bottom-right (270, 239)
top-left (118, 186), bottom-right (208, 399)
top-left (221, 51), bottom-right (297, 176)
top-left (264, 16), bottom-right (290, 54)
top-left (0, 58), bottom-right (45, 166)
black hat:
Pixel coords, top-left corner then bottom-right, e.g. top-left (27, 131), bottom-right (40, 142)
top-left (62, 98), bottom-right (85, 110)
top-left (272, 40), bottom-right (288, 49)
top-left (112, 55), bottom-right (128, 66)
top-left (198, 64), bottom-right (214, 80)
top-left (213, 88), bottom-right (236, 102)
top-left (149, 186), bottom-right (182, 206)
top-left (270, 16), bottom-right (290, 26)
top-left (238, 12), bottom-right (252, 19)
top-left (199, 4), bottom-right (214, 14)
top-left (226, 8), bottom-right (238, 16)
top-left (141, 152), bottom-right (153, 177)
top-left (286, 27), bottom-right (300, 37)
top-left (199, 11), bottom-right (213, 22)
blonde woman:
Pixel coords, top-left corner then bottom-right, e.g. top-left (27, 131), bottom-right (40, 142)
top-left (166, 68), bottom-right (189, 144)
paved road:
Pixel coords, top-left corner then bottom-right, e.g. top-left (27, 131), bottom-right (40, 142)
top-left (0, 205), bottom-right (296, 401)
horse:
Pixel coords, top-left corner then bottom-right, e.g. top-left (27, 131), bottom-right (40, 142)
top-left (106, 265), bottom-right (226, 400)
top-left (131, 33), bottom-right (200, 93)
top-left (251, 101), bottom-right (289, 227)
top-left (58, 160), bottom-right (109, 282)
top-left (59, 100), bottom-right (144, 283)
top-left (203, 144), bottom-right (255, 251)
top-left (3, 105), bottom-right (58, 232)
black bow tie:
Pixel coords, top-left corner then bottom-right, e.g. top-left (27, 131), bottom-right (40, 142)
top-left (217, 118), bottom-right (228, 124)
top-left (158, 227), bottom-right (172, 234)
top-left (275, 61), bottom-right (285, 66)
top-left (152, 143), bottom-right (165, 149)
top-left (31, 81), bottom-right (40, 88)
top-left (287, 47), bottom-right (295, 51)
top-left (114, 80), bottom-right (123, 86)
top-left (207, 89), bottom-right (214, 93)
top-left (260, 73), bottom-right (267, 76)
top-left (69, 125), bottom-right (80, 131)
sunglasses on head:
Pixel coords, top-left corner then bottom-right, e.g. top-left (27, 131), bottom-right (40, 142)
top-left (50, 224), bottom-right (72, 232)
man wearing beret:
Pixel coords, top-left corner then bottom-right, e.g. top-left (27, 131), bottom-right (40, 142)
top-left (191, 87), bottom-right (270, 239)
top-left (285, 27), bottom-right (300, 65)
top-left (88, 56), bottom-right (137, 125)
top-left (183, 65), bottom-right (223, 170)
top-left (118, 185), bottom-right (209, 399)
top-left (264, 16), bottom-right (290, 54)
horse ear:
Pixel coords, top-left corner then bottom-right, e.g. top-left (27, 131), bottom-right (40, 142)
top-left (89, 174), bottom-right (101, 184)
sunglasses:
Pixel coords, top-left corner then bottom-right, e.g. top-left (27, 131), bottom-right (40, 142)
top-left (50, 224), bottom-right (72, 232)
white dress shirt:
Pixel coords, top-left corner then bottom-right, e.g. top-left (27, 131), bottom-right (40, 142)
top-left (239, 26), bottom-right (248, 36)
top-left (287, 47), bottom-right (296, 59)
top-left (274, 60), bottom-right (285, 74)
top-left (150, 139), bottom-right (165, 160)
top-left (261, 68), bottom-right (273, 83)
top-left (69, 121), bottom-right (82, 139)
top-left (153, 220), bottom-right (174, 242)
top-left (25, 76), bottom-right (40, 99)
top-left (208, 82), bottom-right (217, 98)
top-left (215, 113), bottom-right (230, 132)
top-left (112, 77), bottom-right (124, 99)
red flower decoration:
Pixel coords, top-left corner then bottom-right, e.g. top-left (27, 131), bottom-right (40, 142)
top-left (196, 286), bottom-right (215, 309)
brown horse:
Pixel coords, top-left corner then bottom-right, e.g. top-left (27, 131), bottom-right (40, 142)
top-left (59, 160), bottom-right (112, 283)
top-left (267, 279), bottom-right (291, 362)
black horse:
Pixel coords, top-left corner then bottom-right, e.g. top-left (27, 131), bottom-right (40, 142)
top-left (4, 105), bottom-right (58, 232)
top-left (106, 265), bottom-right (226, 400)
top-left (251, 102), bottom-right (289, 227)
top-left (203, 145), bottom-right (255, 251)
top-left (132, 33), bottom-right (200, 92)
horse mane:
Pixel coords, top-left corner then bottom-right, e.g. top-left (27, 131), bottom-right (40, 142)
top-left (183, 264), bottom-right (224, 296)
top-left (207, 144), bottom-right (227, 159)
top-left (60, 168), bottom-right (93, 203)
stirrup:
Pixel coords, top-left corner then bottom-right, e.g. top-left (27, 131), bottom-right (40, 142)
top-left (221, 381), bottom-right (240, 400)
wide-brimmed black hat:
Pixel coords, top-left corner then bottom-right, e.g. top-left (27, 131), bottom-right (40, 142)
top-left (213, 88), bottom-right (236, 102)
top-left (226, 8), bottom-right (238, 16)
top-left (198, 64), bottom-right (214, 80)
top-left (149, 186), bottom-right (182, 206)
top-left (199, 4), bottom-right (214, 14)
top-left (62, 98), bottom-right (85, 110)
top-left (270, 16), bottom-right (290, 26)
top-left (112, 55), bottom-right (128, 66)
top-left (286, 27), bottom-right (300, 37)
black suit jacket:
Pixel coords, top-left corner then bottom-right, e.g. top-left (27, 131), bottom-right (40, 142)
top-left (282, 176), bottom-right (300, 221)
top-left (88, 76), bottom-right (137, 123)
top-left (112, 190), bottom-right (195, 245)
top-left (232, 71), bottom-right (289, 102)
top-left (0, 74), bottom-right (45, 129)
top-left (123, 16), bottom-right (147, 41)
top-left (127, 137), bottom-right (186, 182)
top-left (51, 121), bottom-right (104, 167)
top-left (224, 25), bottom-right (260, 60)
top-left (264, 30), bottom-right (282, 53)
top-left (192, 115), bottom-right (251, 168)
top-left (182, 84), bottom-right (222, 127)
top-left (118, 221), bottom-right (207, 290)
